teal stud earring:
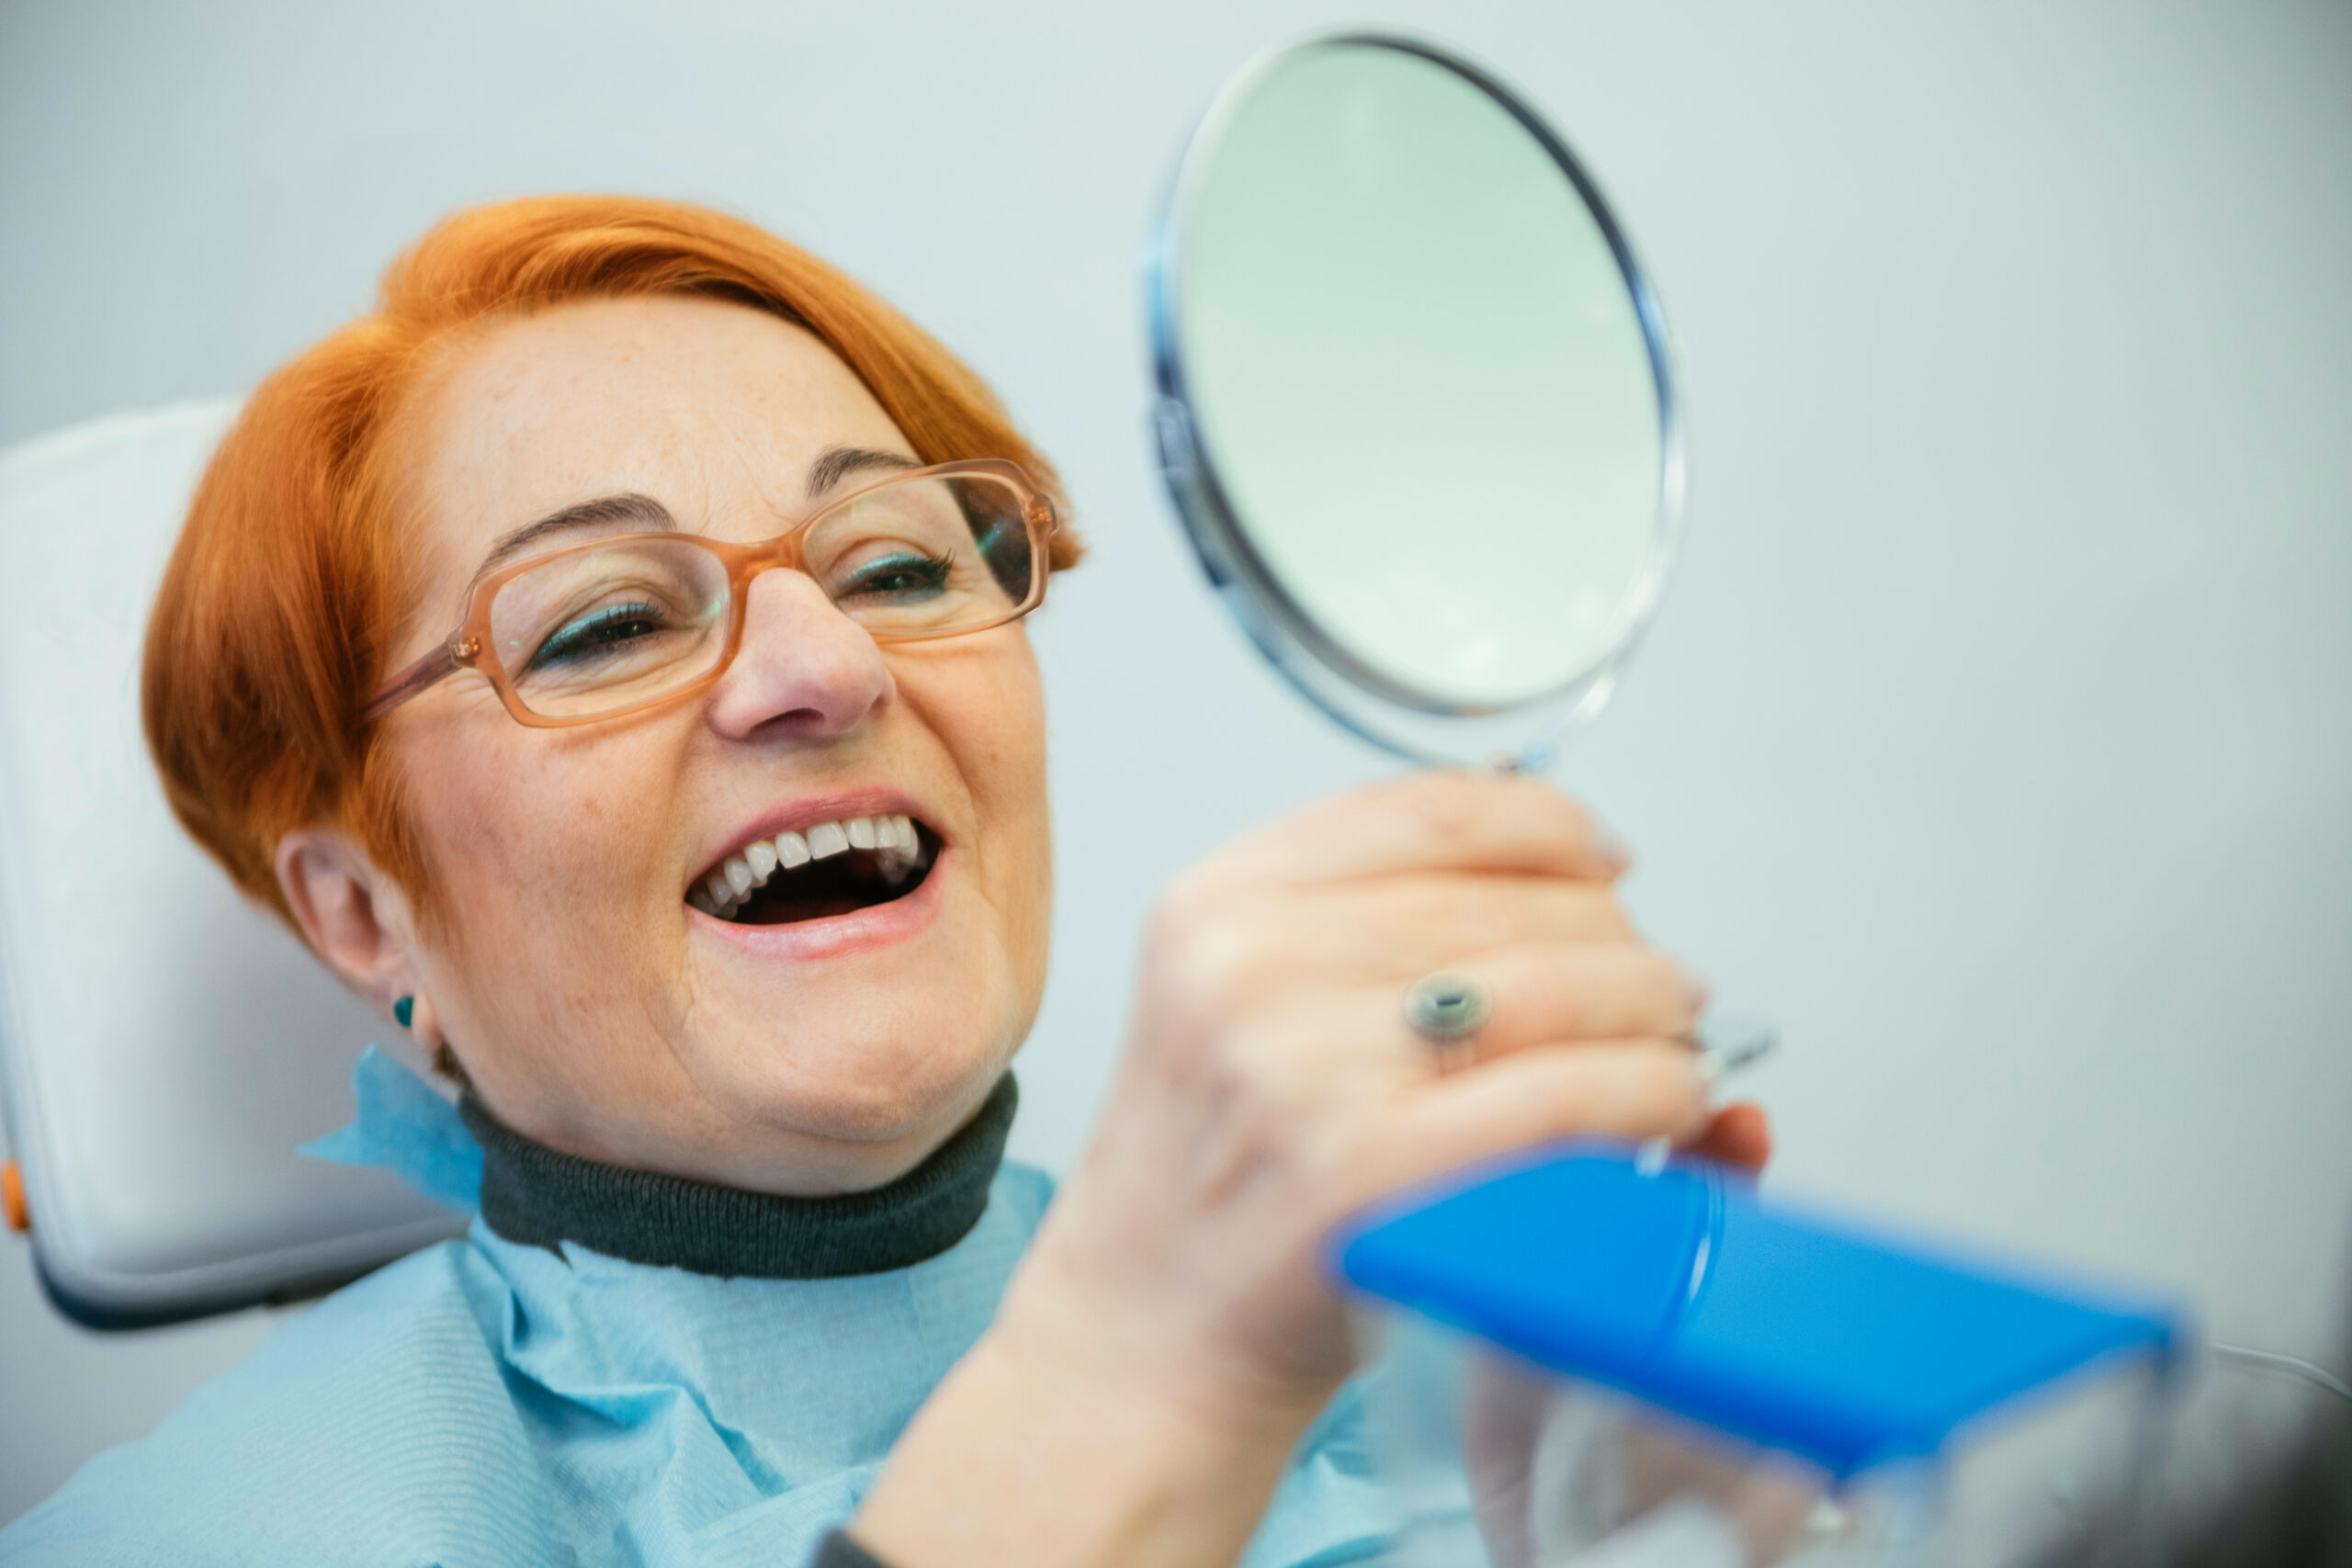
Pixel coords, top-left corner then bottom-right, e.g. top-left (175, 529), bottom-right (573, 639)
top-left (393, 996), bottom-right (414, 1030)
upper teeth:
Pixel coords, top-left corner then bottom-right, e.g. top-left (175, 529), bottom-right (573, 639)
top-left (690, 815), bottom-right (922, 918)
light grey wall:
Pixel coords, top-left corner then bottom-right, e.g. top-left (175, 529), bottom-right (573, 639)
top-left (4, 0), bottom-right (2347, 1525)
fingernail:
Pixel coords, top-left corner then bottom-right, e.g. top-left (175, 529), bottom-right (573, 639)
top-left (1591, 820), bottom-right (1633, 874)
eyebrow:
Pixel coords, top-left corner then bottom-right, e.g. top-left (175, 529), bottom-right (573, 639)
top-left (473, 493), bottom-right (676, 584)
top-left (807, 445), bottom-right (919, 497)
top-left (468, 446), bottom-right (924, 591)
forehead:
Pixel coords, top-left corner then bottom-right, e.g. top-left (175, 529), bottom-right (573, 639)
top-left (400, 295), bottom-right (911, 557)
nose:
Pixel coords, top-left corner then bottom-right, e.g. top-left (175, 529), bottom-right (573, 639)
top-left (704, 567), bottom-right (894, 741)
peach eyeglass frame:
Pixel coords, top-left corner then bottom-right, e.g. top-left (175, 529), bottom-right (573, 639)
top-left (360, 458), bottom-right (1057, 730)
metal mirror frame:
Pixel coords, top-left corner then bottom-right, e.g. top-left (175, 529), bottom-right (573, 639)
top-left (1145, 30), bottom-right (1689, 769)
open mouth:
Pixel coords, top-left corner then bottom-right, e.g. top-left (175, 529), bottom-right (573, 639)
top-left (688, 814), bottom-right (940, 926)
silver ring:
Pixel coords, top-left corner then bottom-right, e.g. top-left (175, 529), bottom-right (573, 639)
top-left (1404, 971), bottom-right (1491, 1061)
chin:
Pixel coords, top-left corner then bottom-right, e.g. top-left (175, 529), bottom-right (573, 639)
top-left (698, 986), bottom-right (1019, 1147)
top-left (680, 854), bottom-right (1033, 1145)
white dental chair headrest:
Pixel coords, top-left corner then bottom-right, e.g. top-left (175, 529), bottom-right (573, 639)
top-left (0, 402), bottom-right (462, 1328)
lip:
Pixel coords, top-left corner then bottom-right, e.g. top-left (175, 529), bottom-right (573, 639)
top-left (686, 785), bottom-right (946, 963)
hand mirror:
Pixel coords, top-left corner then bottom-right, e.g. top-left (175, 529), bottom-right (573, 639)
top-left (1148, 32), bottom-right (1682, 769)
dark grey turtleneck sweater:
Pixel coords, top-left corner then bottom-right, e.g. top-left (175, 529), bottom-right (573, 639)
top-left (458, 1072), bottom-right (1018, 1280)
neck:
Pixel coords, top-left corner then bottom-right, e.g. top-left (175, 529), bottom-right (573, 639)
top-left (459, 1072), bottom-right (1020, 1279)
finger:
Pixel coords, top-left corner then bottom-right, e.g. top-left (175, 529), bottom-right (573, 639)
top-left (1374, 1040), bottom-right (1709, 1197)
top-left (1687, 1102), bottom-right (1772, 1172)
top-left (1431, 943), bottom-right (1706, 1060)
top-left (1209, 771), bottom-right (1629, 887)
top-left (1274, 874), bottom-right (1638, 972)
top-left (1261, 948), bottom-right (1699, 1081)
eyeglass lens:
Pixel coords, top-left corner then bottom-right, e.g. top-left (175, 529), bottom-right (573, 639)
top-left (485, 473), bottom-right (1038, 719)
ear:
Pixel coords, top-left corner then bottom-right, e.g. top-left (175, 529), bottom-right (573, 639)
top-left (274, 826), bottom-right (430, 1040)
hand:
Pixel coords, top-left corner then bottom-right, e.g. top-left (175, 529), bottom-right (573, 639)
top-left (859, 771), bottom-right (1769, 1568)
top-left (1016, 768), bottom-right (1761, 1406)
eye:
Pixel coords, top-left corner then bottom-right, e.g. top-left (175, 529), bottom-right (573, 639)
top-left (528, 600), bottom-right (672, 670)
top-left (836, 549), bottom-right (954, 602)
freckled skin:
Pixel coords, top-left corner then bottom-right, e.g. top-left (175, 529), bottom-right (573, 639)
top-left (374, 296), bottom-right (1054, 1196)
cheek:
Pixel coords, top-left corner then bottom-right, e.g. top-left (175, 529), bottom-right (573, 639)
top-left (937, 646), bottom-right (1047, 841)
top-left (921, 641), bottom-right (1052, 939)
top-left (404, 719), bottom-right (678, 947)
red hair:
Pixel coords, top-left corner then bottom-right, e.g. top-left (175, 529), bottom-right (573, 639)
top-left (142, 195), bottom-right (1076, 932)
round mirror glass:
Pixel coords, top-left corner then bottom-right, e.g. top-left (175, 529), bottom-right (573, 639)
top-left (1148, 33), bottom-right (1681, 765)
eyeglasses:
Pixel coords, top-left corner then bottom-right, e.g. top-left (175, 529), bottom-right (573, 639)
top-left (362, 459), bottom-right (1057, 729)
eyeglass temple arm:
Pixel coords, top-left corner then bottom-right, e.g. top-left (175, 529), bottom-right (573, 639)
top-left (358, 637), bottom-right (472, 728)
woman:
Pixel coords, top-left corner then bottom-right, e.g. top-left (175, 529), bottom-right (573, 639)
top-left (3, 195), bottom-right (1766, 1567)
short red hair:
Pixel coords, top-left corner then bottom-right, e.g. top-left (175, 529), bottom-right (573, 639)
top-left (142, 195), bottom-right (1076, 932)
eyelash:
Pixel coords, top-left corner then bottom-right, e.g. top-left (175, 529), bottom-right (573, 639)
top-left (841, 550), bottom-right (956, 597)
top-left (530, 601), bottom-right (666, 668)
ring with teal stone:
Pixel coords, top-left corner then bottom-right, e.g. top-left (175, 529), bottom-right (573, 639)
top-left (1404, 971), bottom-right (1490, 1069)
